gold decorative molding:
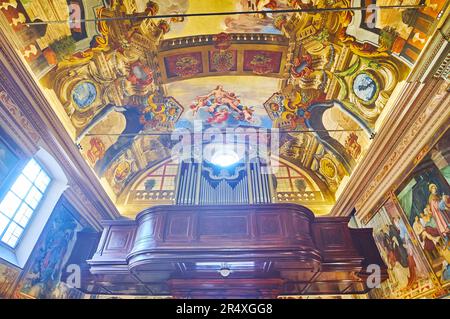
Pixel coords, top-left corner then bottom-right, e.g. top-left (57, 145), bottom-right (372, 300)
top-left (408, 11), bottom-right (450, 82)
top-left (434, 51), bottom-right (450, 81)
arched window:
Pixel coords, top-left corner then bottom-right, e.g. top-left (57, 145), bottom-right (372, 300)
top-left (271, 158), bottom-right (315, 193)
top-left (117, 158), bottom-right (179, 215)
top-left (139, 160), bottom-right (178, 192)
top-left (0, 158), bottom-right (50, 248)
top-left (270, 157), bottom-right (331, 210)
top-left (0, 147), bottom-right (68, 268)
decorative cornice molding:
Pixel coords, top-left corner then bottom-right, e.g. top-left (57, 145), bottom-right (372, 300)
top-left (0, 87), bottom-right (40, 156)
top-left (329, 13), bottom-right (450, 218)
top-left (434, 50), bottom-right (450, 81)
top-left (408, 12), bottom-right (449, 82)
top-left (355, 81), bottom-right (449, 221)
top-left (0, 89), bottom-right (40, 145)
top-left (331, 77), bottom-right (449, 217)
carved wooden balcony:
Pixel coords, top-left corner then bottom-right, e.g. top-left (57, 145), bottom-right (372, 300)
top-left (87, 204), bottom-right (387, 298)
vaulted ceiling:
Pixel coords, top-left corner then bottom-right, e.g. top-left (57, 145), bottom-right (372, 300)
top-left (0, 0), bottom-right (447, 217)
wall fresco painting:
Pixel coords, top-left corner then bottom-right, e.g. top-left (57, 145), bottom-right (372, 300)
top-left (363, 198), bottom-right (436, 299)
top-left (17, 197), bottom-right (90, 299)
top-left (356, 129), bottom-right (450, 298)
top-left (396, 130), bottom-right (450, 284)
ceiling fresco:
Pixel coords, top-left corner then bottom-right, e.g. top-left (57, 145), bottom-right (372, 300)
top-left (155, 0), bottom-right (291, 38)
top-left (166, 76), bottom-right (281, 130)
top-left (0, 0), bottom-right (448, 216)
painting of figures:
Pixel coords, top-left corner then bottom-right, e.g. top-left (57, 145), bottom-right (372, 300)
top-left (18, 198), bottom-right (86, 299)
top-left (170, 76), bottom-right (277, 131)
top-left (396, 129), bottom-right (450, 283)
top-left (189, 85), bottom-right (260, 127)
top-left (363, 198), bottom-right (434, 298)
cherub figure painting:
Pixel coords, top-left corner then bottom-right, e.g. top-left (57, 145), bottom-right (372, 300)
top-left (190, 86), bottom-right (258, 127)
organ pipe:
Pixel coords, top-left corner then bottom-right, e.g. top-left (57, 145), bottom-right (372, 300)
top-left (176, 158), bottom-right (272, 205)
top-left (195, 162), bottom-right (202, 204)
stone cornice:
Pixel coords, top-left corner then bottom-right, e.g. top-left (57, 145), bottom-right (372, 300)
top-left (0, 16), bottom-right (120, 229)
top-left (355, 80), bottom-right (449, 222)
top-left (330, 14), bottom-right (450, 218)
top-left (329, 80), bottom-right (424, 216)
top-left (408, 8), bottom-right (450, 83)
top-left (331, 79), bottom-right (450, 216)
top-left (330, 77), bottom-right (448, 218)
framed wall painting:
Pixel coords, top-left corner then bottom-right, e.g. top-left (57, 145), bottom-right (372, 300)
top-left (361, 197), bottom-right (437, 298)
top-left (395, 129), bottom-right (450, 285)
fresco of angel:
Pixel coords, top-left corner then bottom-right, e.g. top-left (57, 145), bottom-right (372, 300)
top-left (189, 86), bottom-right (258, 127)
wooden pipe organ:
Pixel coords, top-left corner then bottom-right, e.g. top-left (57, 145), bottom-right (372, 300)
top-left (84, 145), bottom-right (388, 298)
top-left (175, 157), bottom-right (274, 205)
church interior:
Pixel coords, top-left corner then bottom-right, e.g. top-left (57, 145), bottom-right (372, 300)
top-left (0, 0), bottom-right (449, 299)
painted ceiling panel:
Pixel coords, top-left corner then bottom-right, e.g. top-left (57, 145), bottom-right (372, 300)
top-left (0, 0), bottom-right (447, 216)
top-left (165, 76), bottom-right (281, 130)
top-left (157, 0), bottom-right (290, 39)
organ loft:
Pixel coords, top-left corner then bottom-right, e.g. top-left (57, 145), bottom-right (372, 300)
top-left (0, 0), bottom-right (449, 300)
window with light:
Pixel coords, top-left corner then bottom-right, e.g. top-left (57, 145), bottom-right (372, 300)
top-left (274, 161), bottom-right (310, 193)
top-left (0, 158), bottom-right (50, 248)
top-left (139, 160), bottom-right (178, 192)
